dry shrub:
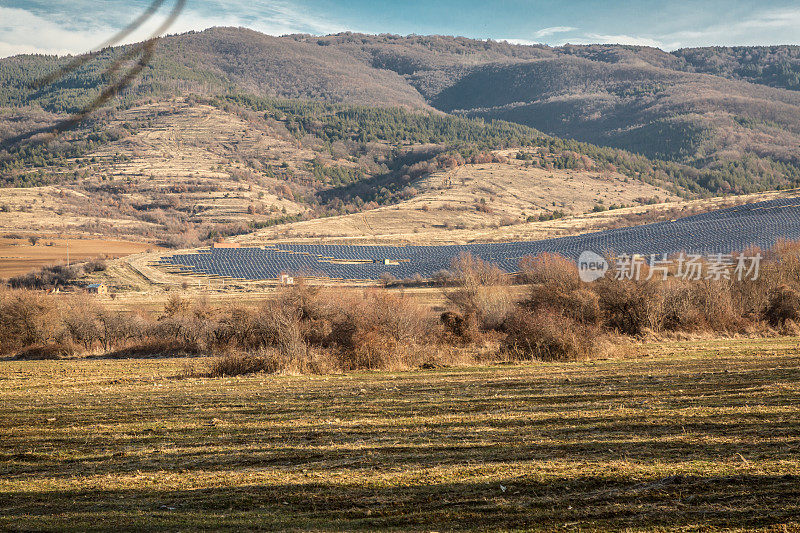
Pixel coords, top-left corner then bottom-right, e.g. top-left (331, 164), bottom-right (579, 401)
top-left (0, 291), bottom-right (62, 354)
top-left (655, 279), bottom-right (742, 333)
top-left (519, 253), bottom-right (581, 291)
top-left (690, 280), bottom-right (742, 332)
top-left (14, 342), bottom-right (77, 360)
top-left (565, 288), bottom-right (603, 325)
top-left (149, 316), bottom-right (212, 355)
top-left (441, 311), bottom-right (467, 336)
top-left (209, 348), bottom-right (337, 377)
top-left (62, 298), bottom-right (102, 351)
top-left (780, 319), bottom-right (800, 336)
top-left (725, 246), bottom-right (773, 318)
top-left (440, 311), bottom-right (482, 343)
top-left (659, 280), bottom-right (704, 331)
top-left (279, 281), bottom-right (327, 321)
top-left (503, 309), bottom-right (598, 361)
top-left (162, 294), bottom-right (192, 318)
top-left (273, 307), bottom-right (310, 363)
top-left (526, 285), bottom-right (601, 325)
top-left (105, 339), bottom-right (201, 358)
top-left (519, 254), bottom-right (601, 325)
top-left (764, 284), bottom-right (800, 326)
top-left (208, 286), bottom-right (428, 373)
top-left (730, 272), bottom-right (772, 320)
top-left (209, 351), bottom-right (274, 377)
top-left (773, 240), bottom-right (800, 284)
top-left (446, 253), bottom-right (516, 330)
top-left (594, 279), bottom-right (665, 335)
top-left (342, 330), bottom-right (401, 370)
top-left (328, 290), bottom-right (428, 370)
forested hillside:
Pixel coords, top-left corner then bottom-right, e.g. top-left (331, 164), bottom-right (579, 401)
top-left (674, 46), bottom-right (800, 92)
top-left (2, 28), bottom-right (800, 202)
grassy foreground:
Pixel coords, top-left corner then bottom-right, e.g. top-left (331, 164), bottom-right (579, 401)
top-left (1, 340), bottom-right (799, 532)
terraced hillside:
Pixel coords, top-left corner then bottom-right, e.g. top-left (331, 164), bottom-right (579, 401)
top-left (0, 95), bottom-right (695, 250)
top-left (0, 100), bottom-right (313, 246)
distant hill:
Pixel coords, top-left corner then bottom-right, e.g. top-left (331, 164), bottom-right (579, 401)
top-left (3, 29), bottom-right (800, 168)
top-left (673, 46), bottom-right (800, 91)
top-left (2, 28), bottom-right (800, 203)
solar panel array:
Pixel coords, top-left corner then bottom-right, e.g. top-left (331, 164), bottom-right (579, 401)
top-left (157, 196), bottom-right (800, 281)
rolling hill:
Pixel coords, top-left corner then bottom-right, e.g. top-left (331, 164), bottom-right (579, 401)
top-left (2, 28), bottom-right (800, 266)
top-left (3, 28), bottom-right (800, 176)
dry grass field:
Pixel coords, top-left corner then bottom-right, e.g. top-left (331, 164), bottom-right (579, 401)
top-left (0, 237), bottom-right (159, 278)
top-left (1, 338), bottom-right (799, 531)
top-left (0, 186), bottom-right (162, 238)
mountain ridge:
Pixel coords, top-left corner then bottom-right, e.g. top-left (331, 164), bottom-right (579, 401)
top-left (2, 28), bottom-right (799, 170)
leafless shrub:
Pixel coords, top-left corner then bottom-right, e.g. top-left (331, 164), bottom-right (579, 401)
top-left (764, 284), bottom-right (800, 326)
top-left (593, 278), bottom-right (665, 335)
top-left (162, 294), bottom-right (192, 319)
top-left (326, 290), bottom-right (428, 370)
top-left (689, 280), bottom-right (742, 332)
top-left (519, 253), bottom-right (581, 291)
top-left (208, 352), bottom-right (275, 377)
top-left (446, 253), bottom-right (515, 331)
top-left (14, 342), bottom-right (77, 360)
top-left (0, 291), bottom-right (62, 354)
top-left (503, 309), bottom-right (598, 361)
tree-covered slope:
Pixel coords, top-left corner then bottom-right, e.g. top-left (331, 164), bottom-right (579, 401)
top-left (3, 28), bottom-right (800, 196)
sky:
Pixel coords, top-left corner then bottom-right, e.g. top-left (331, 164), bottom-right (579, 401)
top-left (2, 0), bottom-right (800, 58)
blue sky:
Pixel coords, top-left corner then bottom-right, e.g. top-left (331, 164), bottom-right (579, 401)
top-left (2, 0), bottom-right (800, 58)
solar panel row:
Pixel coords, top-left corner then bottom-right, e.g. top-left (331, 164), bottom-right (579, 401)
top-left (158, 196), bottom-right (800, 281)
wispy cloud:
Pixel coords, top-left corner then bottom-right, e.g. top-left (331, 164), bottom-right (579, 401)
top-left (0, 0), bottom-right (347, 58)
top-left (502, 26), bottom-right (578, 46)
top-left (659, 6), bottom-right (800, 48)
top-left (533, 26), bottom-right (577, 38)
top-left (201, 0), bottom-right (346, 36)
top-left (503, 30), bottom-right (666, 50)
top-left (0, 6), bottom-right (113, 57)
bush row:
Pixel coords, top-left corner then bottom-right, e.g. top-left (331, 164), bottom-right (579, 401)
top-left (4, 241), bottom-right (800, 373)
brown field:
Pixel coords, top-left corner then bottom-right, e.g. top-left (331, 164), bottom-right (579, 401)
top-left (0, 237), bottom-right (160, 278)
top-left (1, 338), bottom-right (798, 531)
